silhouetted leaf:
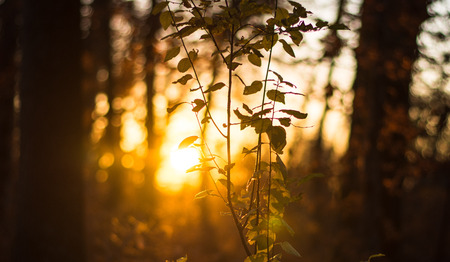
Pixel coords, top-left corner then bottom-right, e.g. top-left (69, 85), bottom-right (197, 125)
top-left (266, 125), bottom-right (286, 154)
top-left (172, 74), bottom-right (193, 85)
top-left (160, 11), bottom-right (172, 30)
top-left (280, 109), bottom-right (307, 119)
top-left (242, 103), bottom-right (253, 114)
top-left (267, 90), bottom-right (285, 104)
top-left (167, 102), bottom-right (187, 114)
top-left (279, 39), bottom-right (295, 57)
top-left (177, 58), bottom-right (191, 72)
top-left (165, 46), bottom-right (180, 62)
top-left (248, 53), bottom-right (261, 67)
top-left (192, 99), bottom-right (205, 112)
top-left (205, 82), bottom-right (225, 93)
top-left (244, 81), bottom-right (263, 95)
top-left (278, 117), bottom-right (291, 127)
top-left (152, 1), bottom-right (168, 15)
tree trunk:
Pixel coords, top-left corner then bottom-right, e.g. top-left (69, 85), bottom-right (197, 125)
top-left (14, 1), bottom-right (85, 261)
top-left (342, 0), bottom-right (427, 260)
top-left (0, 0), bottom-right (19, 260)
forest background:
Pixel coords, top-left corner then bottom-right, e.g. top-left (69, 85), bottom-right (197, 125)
top-left (0, 0), bottom-right (449, 261)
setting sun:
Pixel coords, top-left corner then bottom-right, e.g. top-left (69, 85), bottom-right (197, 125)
top-left (170, 147), bottom-right (200, 172)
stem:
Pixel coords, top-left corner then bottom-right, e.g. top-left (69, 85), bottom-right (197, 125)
top-left (226, 15), bottom-right (252, 257)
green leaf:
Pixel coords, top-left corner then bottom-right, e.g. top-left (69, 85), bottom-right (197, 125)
top-left (280, 109), bottom-right (307, 119)
top-left (244, 81), bottom-right (263, 95)
top-left (267, 90), bottom-right (285, 104)
top-left (192, 99), bottom-right (205, 112)
top-left (177, 58), bottom-right (191, 73)
top-left (178, 136), bottom-right (199, 149)
top-left (266, 125), bottom-right (286, 154)
top-left (165, 46), bottom-right (180, 62)
top-left (172, 74), bottom-right (193, 85)
top-left (159, 11), bottom-right (172, 30)
top-left (279, 39), bottom-right (295, 57)
top-left (244, 253), bottom-right (266, 262)
top-left (248, 53), bottom-right (261, 67)
top-left (194, 190), bottom-right (216, 199)
top-left (152, 1), bottom-right (168, 15)
top-left (167, 102), bottom-right (187, 114)
top-left (205, 82), bottom-right (225, 93)
top-left (279, 242), bottom-right (301, 257)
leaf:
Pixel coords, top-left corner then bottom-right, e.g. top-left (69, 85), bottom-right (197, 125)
top-left (242, 103), bottom-right (253, 114)
top-left (289, 30), bottom-right (303, 46)
top-left (278, 118), bottom-right (291, 127)
top-left (152, 1), bottom-right (168, 15)
top-left (279, 39), bottom-right (295, 57)
top-left (165, 46), bottom-right (180, 62)
top-left (176, 255), bottom-right (188, 262)
top-left (159, 11), bottom-right (172, 30)
top-left (270, 70), bottom-right (283, 82)
top-left (192, 99), bottom-right (205, 112)
top-left (366, 253), bottom-right (386, 262)
top-left (224, 163), bottom-right (235, 171)
top-left (194, 190), bottom-right (216, 199)
top-left (276, 155), bottom-right (288, 180)
top-left (177, 58), bottom-right (191, 73)
top-left (172, 74), bottom-right (193, 85)
top-left (205, 82), bottom-right (225, 93)
top-left (251, 118), bottom-right (272, 134)
top-left (248, 53), bottom-right (261, 67)
top-left (281, 218), bottom-right (295, 236)
top-left (266, 125), bottom-right (287, 154)
top-left (329, 23), bottom-right (349, 30)
top-left (167, 102), bottom-right (187, 114)
top-left (262, 33), bottom-right (278, 51)
top-left (244, 81), bottom-right (263, 95)
top-left (280, 109), bottom-right (307, 119)
top-left (267, 90), bottom-right (285, 104)
top-left (178, 136), bottom-right (199, 149)
top-left (279, 242), bottom-right (301, 257)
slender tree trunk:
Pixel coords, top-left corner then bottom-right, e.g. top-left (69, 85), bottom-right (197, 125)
top-left (0, 0), bottom-right (19, 260)
top-left (342, 0), bottom-right (427, 260)
top-left (14, 1), bottom-right (85, 261)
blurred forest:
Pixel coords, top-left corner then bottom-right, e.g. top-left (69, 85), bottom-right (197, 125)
top-left (0, 0), bottom-right (449, 261)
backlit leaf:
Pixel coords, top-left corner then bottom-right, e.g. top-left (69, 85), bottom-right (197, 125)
top-left (178, 136), bottom-right (199, 149)
top-left (194, 190), bottom-right (216, 199)
top-left (177, 58), bottom-right (191, 73)
top-left (152, 1), bottom-right (168, 15)
top-left (248, 53), bottom-right (261, 67)
top-left (279, 39), bottom-right (295, 57)
top-left (172, 74), bottom-right (193, 85)
top-left (266, 125), bottom-right (286, 154)
top-left (159, 11), bottom-right (172, 30)
top-left (165, 46), bottom-right (180, 62)
top-left (244, 81), bottom-right (263, 95)
top-left (205, 82), bottom-right (225, 93)
top-left (280, 109), bottom-right (307, 119)
top-left (167, 102), bottom-right (187, 114)
top-left (279, 242), bottom-right (301, 257)
top-left (192, 99), bottom-right (205, 112)
top-left (267, 90), bottom-right (285, 104)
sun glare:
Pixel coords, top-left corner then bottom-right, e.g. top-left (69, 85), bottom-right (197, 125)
top-left (170, 147), bottom-right (200, 172)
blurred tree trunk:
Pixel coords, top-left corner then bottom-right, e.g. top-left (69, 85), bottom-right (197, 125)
top-left (342, 0), bottom-right (427, 260)
top-left (14, 1), bottom-right (85, 261)
top-left (0, 0), bottom-right (18, 260)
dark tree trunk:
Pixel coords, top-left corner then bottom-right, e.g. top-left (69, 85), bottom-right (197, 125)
top-left (14, 1), bottom-right (85, 261)
top-left (0, 0), bottom-right (19, 260)
top-left (342, 0), bottom-right (428, 260)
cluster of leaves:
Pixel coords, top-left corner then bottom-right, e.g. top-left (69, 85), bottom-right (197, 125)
top-left (154, 0), bottom-right (347, 260)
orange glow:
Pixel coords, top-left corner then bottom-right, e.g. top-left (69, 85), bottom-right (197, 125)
top-left (98, 152), bottom-right (114, 169)
top-left (155, 146), bottom-right (201, 193)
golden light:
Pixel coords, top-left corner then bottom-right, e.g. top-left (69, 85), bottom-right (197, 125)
top-left (170, 147), bottom-right (200, 172)
top-left (155, 146), bottom-right (202, 193)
